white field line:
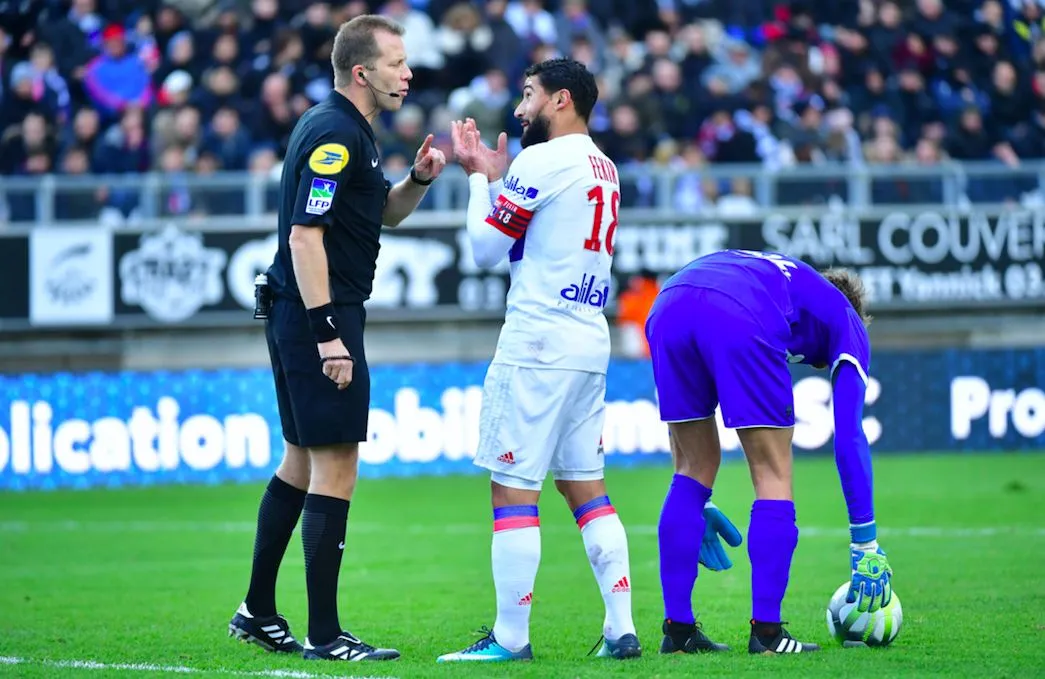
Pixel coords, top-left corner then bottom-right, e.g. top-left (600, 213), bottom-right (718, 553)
top-left (0, 655), bottom-right (389, 678)
top-left (0, 520), bottom-right (1042, 538)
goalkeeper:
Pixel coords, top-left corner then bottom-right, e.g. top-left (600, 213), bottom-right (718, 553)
top-left (644, 249), bottom-right (892, 655)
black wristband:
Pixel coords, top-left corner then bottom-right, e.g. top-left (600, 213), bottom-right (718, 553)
top-left (410, 166), bottom-right (434, 186)
top-left (306, 304), bottom-right (340, 343)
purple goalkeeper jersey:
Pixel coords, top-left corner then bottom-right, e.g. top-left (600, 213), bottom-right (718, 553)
top-left (660, 249), bottom-right (870, 382)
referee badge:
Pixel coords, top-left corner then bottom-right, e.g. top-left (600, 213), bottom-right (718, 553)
top-left (308, 143), bottom-right (350, 174)
top-left (306, 177), bottom-right (336, 215)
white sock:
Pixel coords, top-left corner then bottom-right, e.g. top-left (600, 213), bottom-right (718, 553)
top-left (581, 513), bottom-right (637, 640)
top-left (491, 524), bottom-right (541, 652)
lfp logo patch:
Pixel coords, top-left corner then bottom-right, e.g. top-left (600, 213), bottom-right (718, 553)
top-left (308, 143), bottom-right (349, 175)
top-left (305, 178), bottom-right (336, 215)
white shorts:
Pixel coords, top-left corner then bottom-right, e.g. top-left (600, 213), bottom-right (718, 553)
top-left (474, 363), bottom-right (606, 491)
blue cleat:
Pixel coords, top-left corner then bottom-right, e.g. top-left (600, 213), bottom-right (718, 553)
top-left (593, 633), bottom-right (642, 659)
top-left (437, 627), bottom-right (532, 663)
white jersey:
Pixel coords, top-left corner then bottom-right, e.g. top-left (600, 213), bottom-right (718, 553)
top-left (484, 134), bottom-right (620, 374)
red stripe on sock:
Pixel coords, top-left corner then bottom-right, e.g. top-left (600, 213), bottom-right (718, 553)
top-left (493, 516), bottom-right (540, 532)
top-left (576, 505), bottom-right (616, 530)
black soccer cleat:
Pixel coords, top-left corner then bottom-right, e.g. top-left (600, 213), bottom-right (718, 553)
top-left (302, 631), bottom-right (401, 661)
top-left (228, 602), bottom-right (303, 653)
top-left (748, 620), bottom-right (821, 654)
top-left (660, 619), bottom-right (730, 653)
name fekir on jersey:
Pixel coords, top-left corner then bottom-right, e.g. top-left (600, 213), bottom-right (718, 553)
top-left (484, 134), bottom-right (620, 374)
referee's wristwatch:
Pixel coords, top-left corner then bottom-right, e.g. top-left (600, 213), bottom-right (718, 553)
top-left (410, 166), bottom-right (434, 186)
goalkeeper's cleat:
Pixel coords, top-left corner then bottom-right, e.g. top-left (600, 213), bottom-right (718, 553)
top-left (227, 602), bottom-right (303, 654)
top-left (436, 627), bottom-right (532, 662)
top-left (849, 545), bottom-right (893, 612)
top-left (659, 619), bottom-right (730, 653)
top-left (748, 621), bottom-right (820, 654)
top-left (590, 633), bottom-right (642, 659)
top-left (302, 631), bottom-right (400, 661)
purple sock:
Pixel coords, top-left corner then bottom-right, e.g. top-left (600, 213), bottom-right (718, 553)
top-left (658, 474), bottom-right (712, 624)
top-left (748, 499), bottom-right (799, 623)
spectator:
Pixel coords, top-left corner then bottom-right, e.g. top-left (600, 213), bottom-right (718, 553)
top-left (436, 2), bottom-right (492, 93)
top-left (505, 0), bottom-right (557, 54)
top-left (28, 43), bottom-right (71, 124)
top-left (988, 61), bottom-right (1031, 136)
top-left (83, 24), bottom-right (153, 121)
top-left (555, 0), bottom-right (605, 71)
top-left (483, 0), bottom-right (526, 80)
top-left (868, 1), bottom-right (905, 73)
top-left (93, 107), bottom-right (150, 216)
top-left (715, 176), bottom-right (760, 217)
top-left (891, 66), bottom-right (940, 149)
top-left (191, 65), bottom-right (242, 118)
top-left (158, 144), bottom-right (193, 217)
top-left (0, 112), bottom-right (56, 175)
top-left (678, 23), bottom-right (712, 89)
top-left (702, 37), bottom-right (761, 96)
top-left (650, 58), bottom-right (695, 139)
top-left (249, 73), bottom-right (295, 158)
top-left (382, 0), bottom-right (443, 93)
top-left (455, 69), bottom-right (513, 147)
top-left (56, 146), bottom-right (103, 221)
top-left (4, 61), bottom-right (60, 129)
top-left (201, 106), bottom-right (252, 171)
top-left (64, 107), bottom-right (103, 160)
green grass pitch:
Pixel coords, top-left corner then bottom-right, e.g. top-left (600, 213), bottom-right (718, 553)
top-left (1, 452), bottom-right (1043, 678)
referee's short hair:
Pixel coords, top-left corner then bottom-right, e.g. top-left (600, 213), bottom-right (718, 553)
top-left (331, 14), bottom-right (405, 88)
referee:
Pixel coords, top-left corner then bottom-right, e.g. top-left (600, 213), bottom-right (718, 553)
top-left (228, 15), bottom-right (446, 662)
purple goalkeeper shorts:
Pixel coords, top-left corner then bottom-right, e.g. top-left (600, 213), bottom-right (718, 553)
top-left (644, 285), bottom-right (796, 428)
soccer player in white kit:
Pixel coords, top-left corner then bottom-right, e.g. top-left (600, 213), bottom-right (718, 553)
top-left (437, 58), bottom-right (640, 662)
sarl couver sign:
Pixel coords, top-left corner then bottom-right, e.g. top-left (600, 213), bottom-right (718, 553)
top-left (0, 350), bottom-right (1043, 491)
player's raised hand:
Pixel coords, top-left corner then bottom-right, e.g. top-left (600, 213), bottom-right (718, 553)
top-left (412, 133), bottom-right (447, 183)
top-left (699, 501), bottom-right (743, 571)
top-left (848, 545), bottom-right (893, 612)
top-left (464, 117), bottom-right (508, 181)
top-left (450, 119), bottom-right (484, 176)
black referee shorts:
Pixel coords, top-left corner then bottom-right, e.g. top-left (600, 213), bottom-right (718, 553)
top-left (265, 297), bottom-right (370, 448)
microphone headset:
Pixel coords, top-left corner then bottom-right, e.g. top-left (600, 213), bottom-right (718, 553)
top-left (360, 71), bottom-right (400, 98)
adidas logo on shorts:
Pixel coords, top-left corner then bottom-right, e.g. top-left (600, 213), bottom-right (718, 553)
top-left (611, 576), bottom-right (630, 593)
top-left (497, 452), bottom-right (516, 464)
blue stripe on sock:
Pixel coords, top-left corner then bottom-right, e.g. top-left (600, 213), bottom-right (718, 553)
top-left (493, 504), bottom-right (539, 520)
top-left (850, 521), bottom-right (877, 544)
top-left (572, 495), bottom-right (611, 521)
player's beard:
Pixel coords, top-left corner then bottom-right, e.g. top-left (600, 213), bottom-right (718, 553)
top-left (520, 113), bottom-right (551, 148)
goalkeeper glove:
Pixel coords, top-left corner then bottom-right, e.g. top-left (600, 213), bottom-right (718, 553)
top-left (699, 501), bottom-right (743, 571)
top-left (848, 544), bottom-right (893, 612)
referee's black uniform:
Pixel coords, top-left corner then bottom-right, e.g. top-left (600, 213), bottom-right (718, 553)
top-left (265, 90), bottom-right (391, 448)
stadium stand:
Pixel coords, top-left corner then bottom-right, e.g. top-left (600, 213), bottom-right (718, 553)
top-left (1, 0), bottom-right (1044, 222)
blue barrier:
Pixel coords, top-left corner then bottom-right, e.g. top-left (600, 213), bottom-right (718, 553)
top-left (1, 350), bottom-right (1043, 491)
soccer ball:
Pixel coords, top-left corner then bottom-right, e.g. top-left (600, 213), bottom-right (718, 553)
top-left (825, 581), bottom-right (903, 647)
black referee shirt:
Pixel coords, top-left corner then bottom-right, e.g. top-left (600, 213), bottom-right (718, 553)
top-left (267, 90), bottom-right (392, 305)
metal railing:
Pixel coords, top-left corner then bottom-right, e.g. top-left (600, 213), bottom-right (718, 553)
top-left (1, 160), bottom-right (1043, 226)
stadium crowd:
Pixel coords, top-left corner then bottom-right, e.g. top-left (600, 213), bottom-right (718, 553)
top-left (1, 0), bottom-right (1043, 220)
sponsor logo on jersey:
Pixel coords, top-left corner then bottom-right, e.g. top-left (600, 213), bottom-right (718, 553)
top-left (560, 273), bottom-right (609, 309)
top-left (503, 175), bottom-right (539, 200)
top-left (308, 143), bottom-right (350, 174)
